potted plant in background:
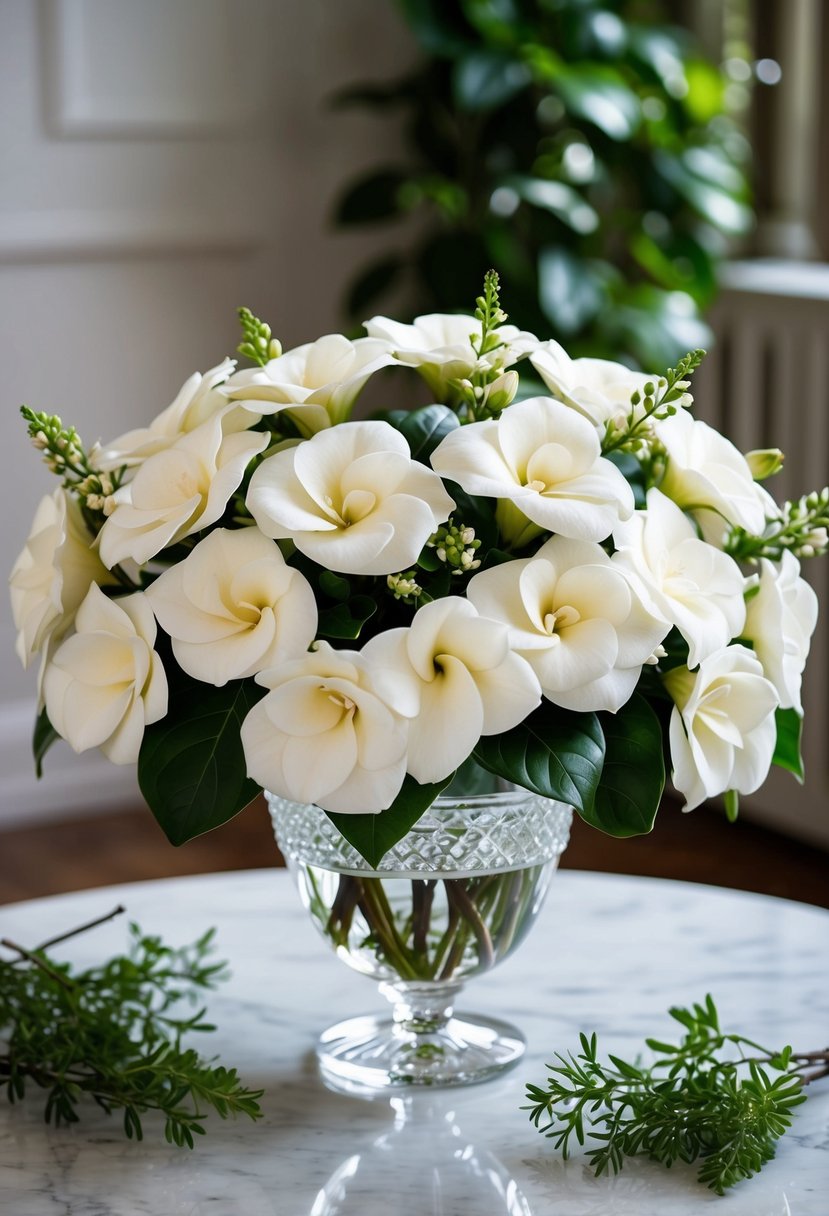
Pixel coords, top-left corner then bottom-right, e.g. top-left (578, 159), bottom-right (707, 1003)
top-left (11, 273), bottom-right (825, 1093)
top-left (334, 0), bottom-right (752, 370)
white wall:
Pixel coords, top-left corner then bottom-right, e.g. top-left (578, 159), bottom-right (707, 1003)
top-left (0, 0), bottom-right (416, 824)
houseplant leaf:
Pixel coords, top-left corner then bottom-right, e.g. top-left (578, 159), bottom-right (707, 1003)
top-left (138, 677), bottom-right (266, 846)
top-left (582, 694), bottom-right (665, 837)
top-left (327, 772), bottom-right (454, 867)
top-left (473, 701), bottom-right (605, 815)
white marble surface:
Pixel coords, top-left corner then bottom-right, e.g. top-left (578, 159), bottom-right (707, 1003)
top-left (0, 869), bottom-right (826, 1215)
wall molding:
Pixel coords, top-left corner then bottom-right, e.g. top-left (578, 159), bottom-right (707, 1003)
top-left (0, 699), bottom-right (140, 829)
top-left (0, 209), bottom-right (259, 263)
top-left (44, 0), bottom-right (258, 140)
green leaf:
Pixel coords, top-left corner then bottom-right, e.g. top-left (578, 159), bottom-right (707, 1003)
top-left (318, 570), bottom-right (351, 602)
top-left (317, 596), bottom-right (377, 640)
top-left (33, 707), bottom-right (59, 779)
top-left (395, 404), bottom-right (460, 462)
top-left (138, 678), bottom-right (266, 846)
top-left (335, 169), bottom-right (407, 226)
top-left (538, 248), bottom-right (605, 334)
top-left (345, 255), bottom-right (403, 318)
top-left (511, 175), bottom-right (599, 235)
top-left (581, 695), bottom-right (665, 837)
top-left (453, 50), bottom-right (531, 112)
top-left (327, 772), bottom-right (454, 867)
top-left (473, 701), bottom-right (604, 816)
top-left (772, 707), bottom-right (805, 782)
top-left (554, 67), bottom-right (641, 141)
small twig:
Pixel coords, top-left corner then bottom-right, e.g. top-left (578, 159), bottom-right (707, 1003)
top-left (0, 939), bottom-right (75, 991)
top-left (801, 1063), bottom-right (829, 1086)
top-left (33, 904), bottom-right (126, 953)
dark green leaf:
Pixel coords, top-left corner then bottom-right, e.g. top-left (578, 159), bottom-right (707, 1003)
top-left (772, 707), bottom-right (805, 783)
top-left (654, 152), bottom-right (753, 236)
top-left (538, 247), bottom-right (605, 334)
top-left (473, 700), bottom-right (604, 815)
top-left (453, 50), bottom-right (531, 112)
top-left (138, 678), bottom-right (266, 846)
top-left (345, 255), bottom-right (404, 318)
top-left (511, 175), bottom-right (599, 234)
top-left (318, 570), bottom-right (351, 602)
top-left (554, 67), bottom-right (641, 140)
top-left (395, 403), bottom-right (460, 462)
top-left (335, 170), bottom-right (408, 226)
top-left (582, 694), bottom-right (665, 837)
top-left (327, 772), bottom-right (454, 867)
top-left (317, 595), bottom-right (377, 640)
top-left (33, 707), bottom-right (59, 779)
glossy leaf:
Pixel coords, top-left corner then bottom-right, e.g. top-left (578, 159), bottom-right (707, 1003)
top-left (554, 67), bottom-right (641, 140)
top-left (453, 50), bottom-right (531, 111)
top-left (317, 596), bottom-right (377, 640)
top-left (346, 255), bottom-right (403, 318)
top-left (772, 708), bottom-right (805, 783)
top-left (396, 404), bottom-right (460, 462)
top-left (335, 170), bottom-right (407, 226)
top-left (33, 707), bottom-right (59, 779)
top-left (138, 678), bottom-right (266, 846)
top-left (538, 247), bottom-right (604, 333)
top-left (512, 175), bottom-right (599, 234)
top-left (581, 695), bottom-right (665, 837)
top-left (473, 701), bottom-right (604, 815)
top-left (327, 772), bottom-right (455, 867)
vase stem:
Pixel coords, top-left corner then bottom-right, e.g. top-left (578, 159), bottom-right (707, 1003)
top-left (381, 979), bottom-right (463, 1039)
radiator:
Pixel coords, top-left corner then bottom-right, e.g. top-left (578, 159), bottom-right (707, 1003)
top-left (693, 260), bottom-right (829, 846)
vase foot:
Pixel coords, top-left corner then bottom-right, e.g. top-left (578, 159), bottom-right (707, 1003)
top-left (317, 1010), bottom-right (525, 1095)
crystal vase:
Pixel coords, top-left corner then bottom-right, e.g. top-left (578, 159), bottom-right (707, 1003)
top-left (268, 783), bottom-right (572, 1094)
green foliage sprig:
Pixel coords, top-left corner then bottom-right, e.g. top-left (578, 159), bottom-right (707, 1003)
top-left (0, 906), bottom-right (263, 1146)
top-left (236, 306), bottom-right (281, 366)
top-left (525, 995), bottom-right (827, 1195)
top-left (725, 488), bottom-right (829, 562)
top-left (602, 347), bottom-right (705, 457)
top-left (20, 405), bottom-right (126, 523)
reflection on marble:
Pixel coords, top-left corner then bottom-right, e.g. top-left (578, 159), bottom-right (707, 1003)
top-left (0, 870), bottom-right (827, 1214)
top-left (310, 1096), bottom-right (532, 1215)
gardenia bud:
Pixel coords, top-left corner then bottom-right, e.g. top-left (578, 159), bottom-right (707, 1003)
top-left (746, 448), bottom-right (785, 481)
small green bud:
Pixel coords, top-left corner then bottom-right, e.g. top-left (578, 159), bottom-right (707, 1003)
top-left (745, 448), bottom-right (785, 481)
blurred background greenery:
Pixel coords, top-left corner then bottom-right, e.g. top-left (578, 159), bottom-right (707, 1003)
top-left (333, 0), bottom-right (755, 369)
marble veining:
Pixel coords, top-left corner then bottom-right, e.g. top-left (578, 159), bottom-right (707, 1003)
top-left (0, 870), bottom-right (827, 1215)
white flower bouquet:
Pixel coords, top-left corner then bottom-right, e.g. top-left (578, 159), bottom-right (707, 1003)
top-left (11, 273), bottom-right (826, 864)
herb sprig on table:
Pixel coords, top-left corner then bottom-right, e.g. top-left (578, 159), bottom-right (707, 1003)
top-left (0, 907), bottom-right (263, 1145)
top-left (525, 995), bottom-right (828, 1195)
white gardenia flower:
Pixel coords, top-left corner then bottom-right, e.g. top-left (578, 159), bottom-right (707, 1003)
top-left (147, 527), bottom-right (317, 686)
top-left (222, 335), bottom-right (393, 436)
top-left (612, 488), bottom-right (746, 668)
top-left (95, 360), bottom-right (247, 470)
top-left (241, 643), bottom-right (408, 814)
top-left (466, 536), bottom-right (668, 713)
top-left (364, 312), bottom-right (537, 400)
top-left (246, 420), bottom-right (454, 576)
top-left (743, 551), bottom-right (819, 713)
top-left (362, 597), bottom-right (541, 784)
top-left (98, 415), bottom-right (268, 569)
top-left (663, 645), bottom-right (778, 812)
top-left (43, 584), bottom-right (168, 765)
top-left (655, 411), bottom-right (768, 535)
top-left (530, 340), bottom-right (668, 430)
top-left (10, 488), bottom-right (109, 670)
top-left (430, 396), bottom-right (634, 546)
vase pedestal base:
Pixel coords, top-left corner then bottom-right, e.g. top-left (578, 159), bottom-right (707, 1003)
top-left (317, 1004), bottom-right (526, 1095)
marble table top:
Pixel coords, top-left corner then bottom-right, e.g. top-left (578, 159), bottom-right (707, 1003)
top-left (0, 868), bottom-right (826, 1215)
